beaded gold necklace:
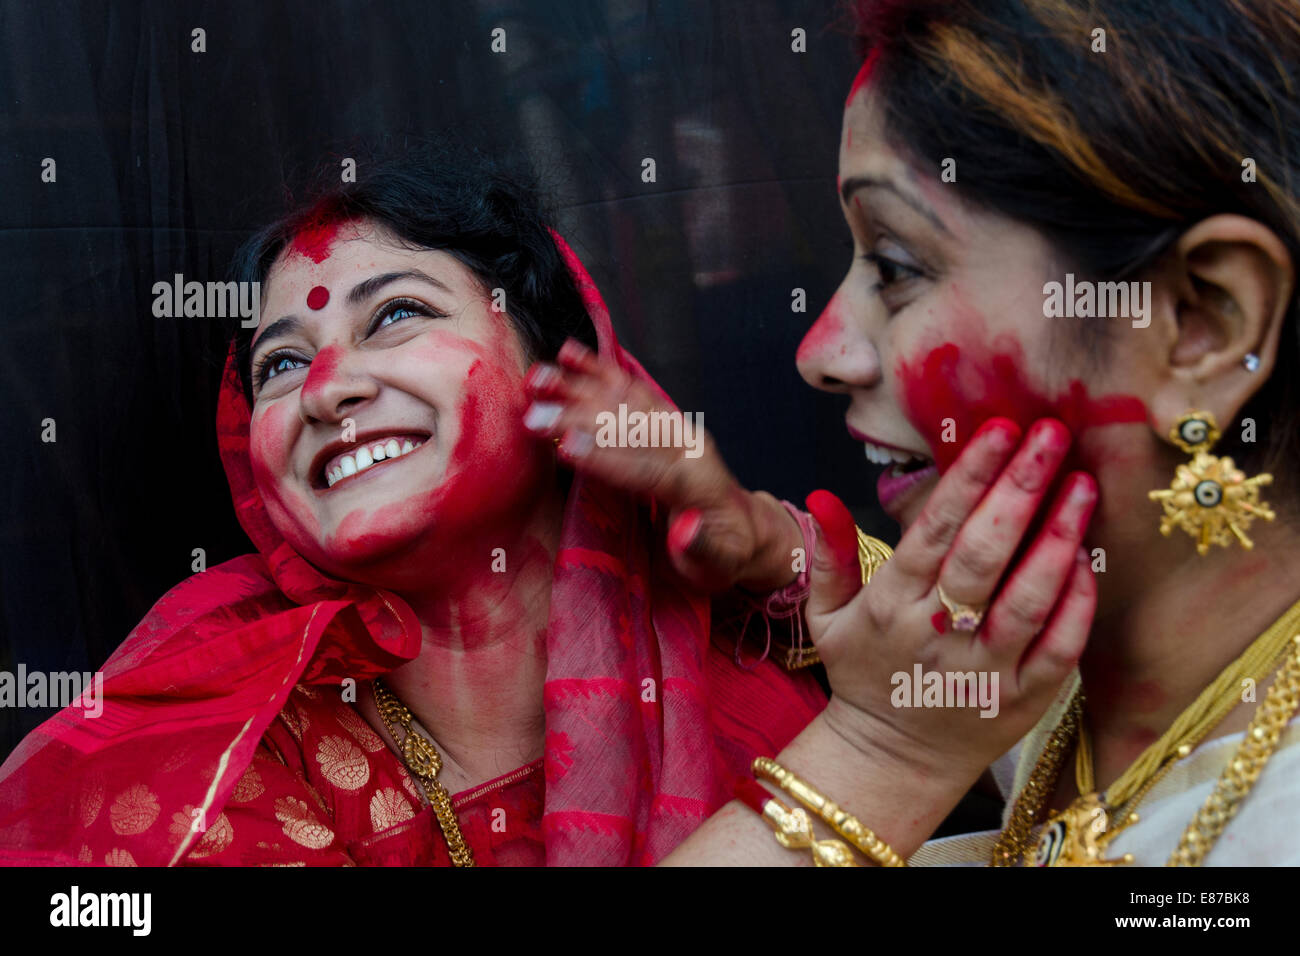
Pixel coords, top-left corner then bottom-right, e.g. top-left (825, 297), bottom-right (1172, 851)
top-left (991, 597), bottom-right (1300, 867)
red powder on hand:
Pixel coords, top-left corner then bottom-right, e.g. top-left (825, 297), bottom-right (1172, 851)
top-left (805, 489), bottom-right (859, 573)
top-left (667, 509), bottom-right (703, 558)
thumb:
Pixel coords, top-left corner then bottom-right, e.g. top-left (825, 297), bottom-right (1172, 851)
top-left (804, 489), bottom-right (863, 617)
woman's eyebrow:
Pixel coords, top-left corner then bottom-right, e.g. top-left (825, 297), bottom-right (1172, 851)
top-left (250, 315), bottom-right (302, 357)
top-left (346, 269), bottom-right (451, 305)
top-left (252, 270), bottom-right (453, 357)
top-left (840, 175), bottom-right (950, 235)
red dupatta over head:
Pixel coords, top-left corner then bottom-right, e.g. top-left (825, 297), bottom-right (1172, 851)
top-left (0, 233), bottom-right (817, 866)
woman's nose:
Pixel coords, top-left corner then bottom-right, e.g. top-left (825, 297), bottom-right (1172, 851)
top-left (796, 294), bottom-right (882, 393)
top-left (298, 344), bottom-right (378, 424)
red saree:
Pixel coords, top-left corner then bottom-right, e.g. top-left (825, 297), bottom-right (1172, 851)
top-left (0, 234), bottom-right (826, 866)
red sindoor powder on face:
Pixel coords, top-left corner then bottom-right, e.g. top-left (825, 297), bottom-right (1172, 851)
top-left (845, 47), bottom-right (881, 107)
top-left (895, 340), bottom-right (1148, 474)
top-left (301, 344), bottom-right (343, 403)
top-left (290, 218), bottom-right (351, 264)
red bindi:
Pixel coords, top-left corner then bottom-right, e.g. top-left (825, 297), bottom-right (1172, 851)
top-left (307, 285), bottom-right (330, 310)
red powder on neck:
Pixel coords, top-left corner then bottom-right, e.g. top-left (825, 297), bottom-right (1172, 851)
top-left (896, 340), bottom-right (1147, 473)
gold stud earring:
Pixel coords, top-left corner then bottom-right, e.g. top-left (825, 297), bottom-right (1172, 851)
top-left (1148, 410), bottom-right (1275, 555)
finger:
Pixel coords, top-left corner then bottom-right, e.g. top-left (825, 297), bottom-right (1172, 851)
top-left (1016, 547), bottom-right (1095, 693)
top-left (804, 489), bottom-right (862, 617)
top-left (557, 338), bottom-right (621, 388)
top-left (982, 472), bottom-right (1097, 656)
top-left (524, 362), bottom-right (570, 400)
top-left (666, 507), bottom-right (746, 591)
top-left (523, 399), bottom-right (567, 437)
top-left (937, 418), bottom-right (1072, 606)
top-left (667, 508), bottom-right (704, 561)
top-left (891, 418), bottom-right (1022, 599)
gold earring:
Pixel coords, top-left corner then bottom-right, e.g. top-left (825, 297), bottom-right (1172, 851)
top-left (1148, 410), bottom-right (1275, 555)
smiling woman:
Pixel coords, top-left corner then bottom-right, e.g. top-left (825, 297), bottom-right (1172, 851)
top-left (0, 147), bottom-right (835, 866)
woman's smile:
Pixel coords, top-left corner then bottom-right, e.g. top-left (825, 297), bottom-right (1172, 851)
top-left (313, 431), bottom-right (430, 491)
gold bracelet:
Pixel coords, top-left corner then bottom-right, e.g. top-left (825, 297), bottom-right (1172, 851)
top-left (754, 789), bottom-right (860, 867)
top-left (754, 757), bottom-right (906, 867)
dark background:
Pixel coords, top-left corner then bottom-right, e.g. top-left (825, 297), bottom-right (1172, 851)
top-left (0, 0), bottom-right (889, 754)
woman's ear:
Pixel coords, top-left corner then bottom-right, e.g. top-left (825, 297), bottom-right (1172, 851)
top-left (1146, 213), bottom-right (1294, 436)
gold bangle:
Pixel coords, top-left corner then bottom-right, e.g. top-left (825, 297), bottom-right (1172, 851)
top-left (754, 757), bottom-right (907, 867)
top-left (754, 789), bottom-right (860, 867)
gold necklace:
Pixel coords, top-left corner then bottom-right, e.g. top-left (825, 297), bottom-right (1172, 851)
top-left (371, 678), bottom-right (475, 867)
top-left (992, 597), bottom-right (1300, 867)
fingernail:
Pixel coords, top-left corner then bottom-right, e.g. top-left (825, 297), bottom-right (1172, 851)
top-left (524, 402), bottom-right (562, 431)
top-left (668, 509), bottom-right (703, 555)
top-left (559, 339), bottom-right (590, 362)
top-left (529, 364), bottom-right (560, 390)
top-left (1028, 418), bottom-right (1071, 452)
top-left (1069, 472), bottom-right (1097, 504)
top-left (560, 430), bottom-right (594, 458)
top-left (974, 417), bottom-right (1021, 451)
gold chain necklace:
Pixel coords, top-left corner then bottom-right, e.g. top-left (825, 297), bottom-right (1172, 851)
top-left (992, 597), bottom-right (1300, 867)
top-left (371, 678), bottom-right (475, 867)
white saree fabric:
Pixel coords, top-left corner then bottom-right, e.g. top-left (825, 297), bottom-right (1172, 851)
top-left (909, 673), bottom-right (1300, 866)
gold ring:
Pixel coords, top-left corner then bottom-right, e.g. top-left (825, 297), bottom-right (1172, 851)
top-left (936, 584), bottom-right (986, 632)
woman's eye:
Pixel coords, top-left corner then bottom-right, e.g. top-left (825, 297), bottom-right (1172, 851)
top-left (376, 305), bottom-right (419, 329)
top-left (259, 352), bottom-right (307, 384)
top-left (372, 297), bottom-right (437, 332)
top-left (862, 251), bottom-right (924, 289)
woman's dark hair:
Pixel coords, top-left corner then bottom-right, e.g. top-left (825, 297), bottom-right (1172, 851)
top-left (852, 0), bottom-right (1300, 501)
top-left (230, 144), bottom-right (597, 404)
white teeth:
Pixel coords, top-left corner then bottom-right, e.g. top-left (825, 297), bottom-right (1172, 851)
top-left (862, 441), bottom-right (894, 466)
top-left (323, 436), bottom-right (426, 488)
top-left (863, 440), bottom-right (930, 470)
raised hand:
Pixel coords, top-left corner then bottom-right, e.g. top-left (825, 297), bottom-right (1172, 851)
top-left (804, 418), bottom-right (1098, 789)
top-left (523, 339), bottom-right (802, 593)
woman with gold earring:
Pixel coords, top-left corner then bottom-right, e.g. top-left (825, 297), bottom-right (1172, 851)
top-left (669, 0), bottom-right (1300, 866)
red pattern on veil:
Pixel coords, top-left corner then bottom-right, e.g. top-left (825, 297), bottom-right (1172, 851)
top-left (0, 233), bottom-right (825, 866)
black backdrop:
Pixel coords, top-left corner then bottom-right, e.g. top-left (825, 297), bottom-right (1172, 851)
top-left (0, 1), bottom-right (887, 755)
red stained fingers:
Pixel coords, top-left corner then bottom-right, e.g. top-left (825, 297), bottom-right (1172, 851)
top-left (891, 417), bottom-right (1023, 599)
top-left (1015, 546), bottom-right (1096, 694)
top-left (981, 471), bottom-right (1098, 661)
top-left (935, 418), bottom-right (1072, 611)
top-left (805, 489), bottom-right (864, 616)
